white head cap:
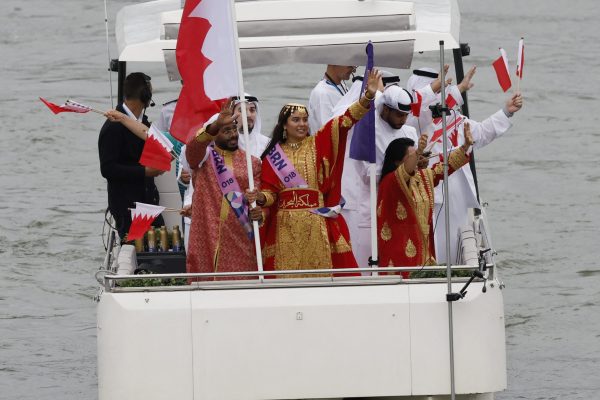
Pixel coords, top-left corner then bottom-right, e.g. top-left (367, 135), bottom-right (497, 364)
top-left (406, 67), bottom-right (439, 93)
top-left (382, 85), bottom-right (413, 114)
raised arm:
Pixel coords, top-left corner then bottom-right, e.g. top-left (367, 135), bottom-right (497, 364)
top-left (186, 98), bottom-right (236, 169)
top-left (469, 93), bottom-right (523, 150)
top-left (104, 110), bottom-right (148, 141)
top-left (429, 122), bottom-right (473, 186)
top-left (314, 69), bottom-right (381, 164)
top-left (100, 112), bottom-right (164, 179)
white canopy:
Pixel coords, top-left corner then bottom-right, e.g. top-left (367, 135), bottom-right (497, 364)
top-left (116, 0), bottom-right (460, 76)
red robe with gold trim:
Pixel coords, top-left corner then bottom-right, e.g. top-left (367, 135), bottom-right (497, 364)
top-left (260, 101), bottom-right (370, 275)
top-left (377, 149), bottom-right (469, 277)
top-left (185, 128), bottom-right (261, 280)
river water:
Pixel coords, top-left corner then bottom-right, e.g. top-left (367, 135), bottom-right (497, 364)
top-left (1, 0), bottom-right (599, 399)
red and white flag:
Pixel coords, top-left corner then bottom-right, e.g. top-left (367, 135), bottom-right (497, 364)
top-left (170, 0), bottom-right (240, 143)
top-left (431, 93), bottom-right (460, 125)
top-left (429, 115), bottom-right (464, 145)
top-left (516, 38), bottom-right (525, 79)
top-left (492, 48), bottom-right (512, 92)
top-left (40, 97), bottom-right (92, 114)
top-left (410, 90), bottom-right (422, 117)
top-left (139, 125), bottom-right (174, 172)
top-left (127, 202), bottom-right (166, 241)
top-left (446, 93), bottom-right (458, 109)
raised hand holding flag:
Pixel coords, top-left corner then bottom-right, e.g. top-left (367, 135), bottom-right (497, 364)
top-left (492, 48), bottom-right (512, 92)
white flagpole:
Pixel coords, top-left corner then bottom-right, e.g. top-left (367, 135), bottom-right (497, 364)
top-left (369, 163), bottom-right (378, 275)
top-left (517, 37), bottom-right (525, 94)
top-left (229, 0), bottom-right (264, 282)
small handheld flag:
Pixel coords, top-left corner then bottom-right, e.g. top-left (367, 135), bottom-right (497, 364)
top-left (492, 48), bottom-right (512, 92)
top-left (410, 90), bottom-right (422, 117)
top-left (516, 38), bottom-right (525, 80)
top-left (127, 202), bottom-right (166, 241)
top-left (39, 97), bottom-right (103, 114)
top-left (139, 125), bottom-right (175, 172)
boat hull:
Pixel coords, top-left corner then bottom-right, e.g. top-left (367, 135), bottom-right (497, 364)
top-left (97, 280), bottom-right (506, 399)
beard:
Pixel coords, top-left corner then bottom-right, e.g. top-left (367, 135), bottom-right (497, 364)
top-left (223, 141), bottom-right (239, 151)
top-left (237, 122), bottom-right (254, 134)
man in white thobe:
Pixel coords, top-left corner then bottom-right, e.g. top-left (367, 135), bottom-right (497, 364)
top-left (406, 67), bottom-right (523, 264)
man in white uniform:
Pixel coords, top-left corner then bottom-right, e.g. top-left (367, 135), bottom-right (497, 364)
top-left (178, 95), bottom-right (268, 251)
top-left (308, 65), bottom-right (356, 133)
top-left (154, 98), bottom-right (177, 134)
top-left (406, 66), bottom-right (523, 264)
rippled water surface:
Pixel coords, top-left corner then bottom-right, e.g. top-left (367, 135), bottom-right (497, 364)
top-left (1, 0), bottom-right (599, 399)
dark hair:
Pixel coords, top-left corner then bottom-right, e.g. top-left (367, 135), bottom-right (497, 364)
top-left (123, 72), bottom-right (152, 105)
top-left (380, 137), bottom-right (415, 182)
top-left (260, 104), bottom-right (309, 159)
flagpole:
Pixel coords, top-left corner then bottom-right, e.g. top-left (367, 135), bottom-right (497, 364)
top-left (229, 0), bottom-right (264, 282)
top-left (516, 37), bottom-right (524, 94)
top-left (369, 163), bottom-right (378, 276)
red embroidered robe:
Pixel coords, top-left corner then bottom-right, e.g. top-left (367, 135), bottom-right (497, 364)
top-left (377, 148), bottom-right (469, 277)
top-left (185, 128), bottom-right (261, 280)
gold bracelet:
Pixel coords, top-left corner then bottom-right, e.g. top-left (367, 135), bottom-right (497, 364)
top-left (364, 91), bottom-right (375, 101)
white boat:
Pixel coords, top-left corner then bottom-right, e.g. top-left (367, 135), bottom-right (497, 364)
top-left (96, 1), bottom-right (507, 399)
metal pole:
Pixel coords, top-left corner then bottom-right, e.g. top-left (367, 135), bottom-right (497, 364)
top-left (117, 61), bottom-right (126, 105)
top-left (103, 0), bottom-right (114, 108)
top-left (229, 0), bottom-right (264, 282)
top-left (453, 44), bottom-right (481, 205)
top-left (439, 40), bottom-right (456, 400)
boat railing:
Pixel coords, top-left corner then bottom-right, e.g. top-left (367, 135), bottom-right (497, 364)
top-left (100, 264), bottom-right (493, 293)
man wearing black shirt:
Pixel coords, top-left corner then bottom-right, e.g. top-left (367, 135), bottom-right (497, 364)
top-left (98, 72), bottom-right (164, 240)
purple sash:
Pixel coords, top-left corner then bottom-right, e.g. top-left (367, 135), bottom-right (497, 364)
top-left (208, 146), bottom-right (253, 239)
top-left (266, 143), bottom-right (308, 188)
top-left (267, 143), bottom-right (345, 218)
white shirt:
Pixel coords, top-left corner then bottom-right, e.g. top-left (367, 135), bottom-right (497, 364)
top-left (308, 79), bottom-right (346, 134)
top-left (238, 132), bottom-right (270, 159)
top-left (374, 97), bottom-right (419, 177)
top-left (428, 109), bottom-right (513, 204)
top-left (406, 84), bottom-right (463, 137)
top-left (154, 100), bottom-right (177, 133)
top-left (122, 103), bottom-right (143, 122)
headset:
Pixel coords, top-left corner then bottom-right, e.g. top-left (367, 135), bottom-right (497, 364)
top-left (140, 74), bottom-right (155, 108)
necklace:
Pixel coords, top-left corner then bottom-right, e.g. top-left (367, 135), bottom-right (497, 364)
top-left (286, 141), bottom-right (301, 150)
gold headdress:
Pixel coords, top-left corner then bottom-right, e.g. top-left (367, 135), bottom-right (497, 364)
top-left (282, 103), bottom-right (308, 116)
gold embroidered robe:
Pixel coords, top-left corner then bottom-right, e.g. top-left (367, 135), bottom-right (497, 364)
top-left (377, 148), bottom-right (469, 276)
top-left (260, 101), bottom-right (369, 274)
